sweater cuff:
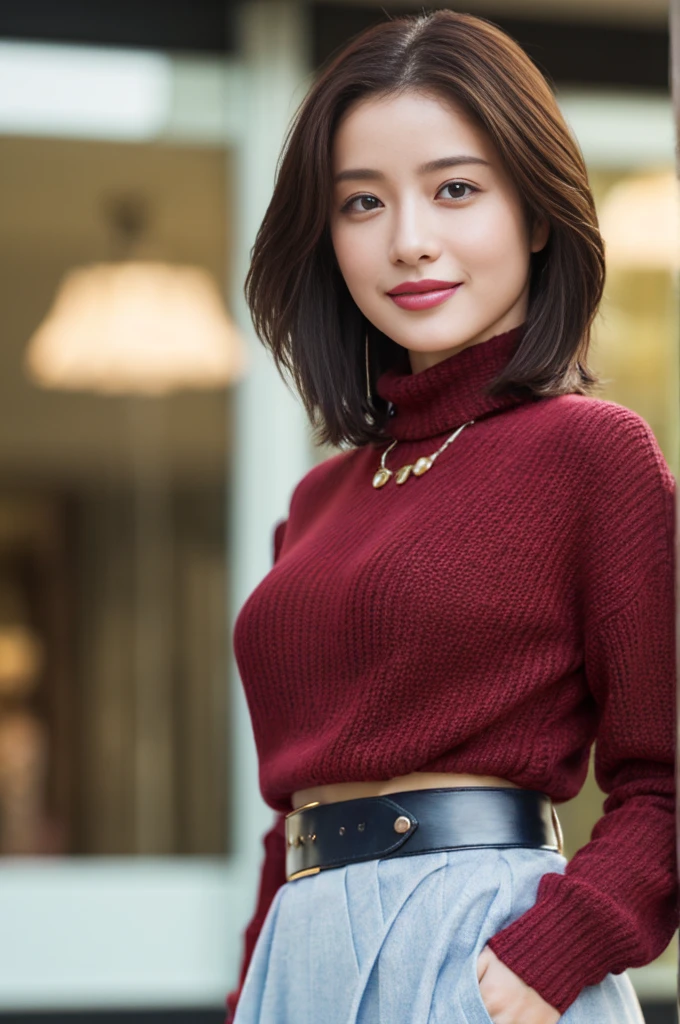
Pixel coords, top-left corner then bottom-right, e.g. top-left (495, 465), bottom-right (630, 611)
top-left (224, 991), bottom-right (238, 1024)
top-left (485, 874), bottom-right (641, 1015)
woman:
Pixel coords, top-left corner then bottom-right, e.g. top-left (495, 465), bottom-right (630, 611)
top-left (225, 10), bottom-right (678, 1024)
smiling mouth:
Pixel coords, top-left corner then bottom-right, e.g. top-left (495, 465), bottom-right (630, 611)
top-left (388, 283), bottom-right (462, 296)
top-left (387, 284), bottom-right (462, 310)
top-left (402, 286), bottom-right (455, 294)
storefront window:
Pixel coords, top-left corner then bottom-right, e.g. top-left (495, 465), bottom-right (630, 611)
top-left (0, 135), bottom-right (234, 855)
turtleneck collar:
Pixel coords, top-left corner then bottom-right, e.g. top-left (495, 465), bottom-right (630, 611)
top-left (375, 323), bottom-right (530, 441)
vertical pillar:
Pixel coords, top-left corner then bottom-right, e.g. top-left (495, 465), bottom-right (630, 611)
top-left (669, 5), bottom-right (680, 1019)
top-left (227, 1), bottom-right (313, 863)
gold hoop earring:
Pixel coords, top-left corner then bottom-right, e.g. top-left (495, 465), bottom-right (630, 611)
top-left (365, 331), bottom-right (373, 407)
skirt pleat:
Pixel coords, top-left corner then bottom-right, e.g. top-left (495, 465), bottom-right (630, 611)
top-left (233, 846), bottom-right (646, 1024)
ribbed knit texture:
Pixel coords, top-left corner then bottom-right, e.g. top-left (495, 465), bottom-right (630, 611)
top-left (225, 323), bottom-right (678, 1020)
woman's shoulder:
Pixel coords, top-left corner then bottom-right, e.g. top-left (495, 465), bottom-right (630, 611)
top-left (287, 444), bottom-right (365, 512)
top-left (534, 393), bottom-right (675, 492)
top-left (299, 444), bottom-right (361, 487)
top-left (537, 390), bottom-right (657, 436)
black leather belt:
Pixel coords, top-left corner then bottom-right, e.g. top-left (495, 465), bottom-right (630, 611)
top-left (284, 786), bottom-right (563, 882)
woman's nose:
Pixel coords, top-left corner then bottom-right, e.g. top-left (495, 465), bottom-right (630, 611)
top-left (388, 203), bottom-right (442, 265)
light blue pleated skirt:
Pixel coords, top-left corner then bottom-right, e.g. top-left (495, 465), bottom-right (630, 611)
top-left (233, 845), bottom-right (645, 1023)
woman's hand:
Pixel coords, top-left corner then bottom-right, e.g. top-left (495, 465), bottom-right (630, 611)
top-left (476, 945), bottom-right (562, 1024)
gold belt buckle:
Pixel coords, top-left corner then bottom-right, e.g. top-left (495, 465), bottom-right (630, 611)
top-left (285, 800), bottom-right (322, 882)
top-left (551, 802), bottom-right (564, 855)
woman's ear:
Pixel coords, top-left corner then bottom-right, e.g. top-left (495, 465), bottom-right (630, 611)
top-left (530, 214), bottom-right (550, 254)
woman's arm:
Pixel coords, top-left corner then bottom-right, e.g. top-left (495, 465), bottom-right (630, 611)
top-left (486, 407), bottom-right (679, 1015)
top-left (224, 811), bottom-right (288, 1023)
top-left (225, 516), bottom-right (290, 1022)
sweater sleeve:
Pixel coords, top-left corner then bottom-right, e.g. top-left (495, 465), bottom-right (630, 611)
top-left (224, 811), bottom-right (288, 1023)
top-left (224, 517), bottom-right (290, 1023)
top-left (486, 407), bottom-right (679, 1015)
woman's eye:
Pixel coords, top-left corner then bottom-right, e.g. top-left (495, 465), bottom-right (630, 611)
top-left (341, 195), bottom-right (382, 213)
top-left (340, 181), bottom-right (478, 214)
top-left (438, 181), bottom-right (478, 201)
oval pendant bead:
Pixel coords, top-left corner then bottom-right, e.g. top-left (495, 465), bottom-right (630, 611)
top-left (412, 456), bottom-right (434, 476)
top-left (372, 469), bottom-right (392, 488)
top-left (395, 464), bottom-right (413, 485)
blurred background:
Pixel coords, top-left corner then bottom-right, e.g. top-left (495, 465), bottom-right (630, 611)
top-left (0, 1), bottom-right (677, 1022)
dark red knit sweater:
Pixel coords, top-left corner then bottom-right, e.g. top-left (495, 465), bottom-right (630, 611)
top-left (225, 323), bottom-right (678, 1019)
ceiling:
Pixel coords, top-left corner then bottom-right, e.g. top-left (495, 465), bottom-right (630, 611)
top-left (311, 0), bottom-right (669, 26)
top-left (311, 4), bottom-right (670, 88)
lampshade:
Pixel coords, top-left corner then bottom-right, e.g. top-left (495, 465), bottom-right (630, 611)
top-left (24, 261), bottom-right (249, 395)
top-left (599, 169), bottom-right (680, 272)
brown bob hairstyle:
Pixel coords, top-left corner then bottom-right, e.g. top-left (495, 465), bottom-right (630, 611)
top-left (244, 9), bottom-right (606, 450)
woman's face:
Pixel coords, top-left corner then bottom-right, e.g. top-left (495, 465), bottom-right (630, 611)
top-left (329, 89), bottom-right (549, 373)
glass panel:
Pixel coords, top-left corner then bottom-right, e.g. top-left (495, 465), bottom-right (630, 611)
top-left (0, 135), bottom-right (232, 855)
top-left (590, 167), bottom-right (679, 469)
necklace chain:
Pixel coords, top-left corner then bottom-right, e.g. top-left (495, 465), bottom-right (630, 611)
top-left (372, 419), bottom-right (475, 488)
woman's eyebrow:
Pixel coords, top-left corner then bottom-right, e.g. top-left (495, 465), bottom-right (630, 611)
top-left (333, 155), bottom-right (490, 185)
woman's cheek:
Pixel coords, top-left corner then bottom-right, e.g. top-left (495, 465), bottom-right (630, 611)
top-left (344, 258), bottom-right (375, 303)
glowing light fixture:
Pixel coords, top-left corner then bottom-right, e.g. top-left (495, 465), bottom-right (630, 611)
top-left (25, 261), bottom-right (248, 395)
top-left (598, 169), bottom-right (680, 271)
top-left (24, 193), bottom-right (248, 395)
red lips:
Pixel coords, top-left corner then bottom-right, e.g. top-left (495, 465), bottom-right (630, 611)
top-left (387, 279), bottom-right (462, 295)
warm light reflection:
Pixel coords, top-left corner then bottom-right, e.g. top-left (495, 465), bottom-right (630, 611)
top-left (24, 261), bottom-right (249, 394)
top-left (0, 626), bottom-right (44, 691)
top-left (599, 169), bottom-right (680, 271)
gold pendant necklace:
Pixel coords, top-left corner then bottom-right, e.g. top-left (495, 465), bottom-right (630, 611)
top-left (372, 419), bottom-right (475, 488)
